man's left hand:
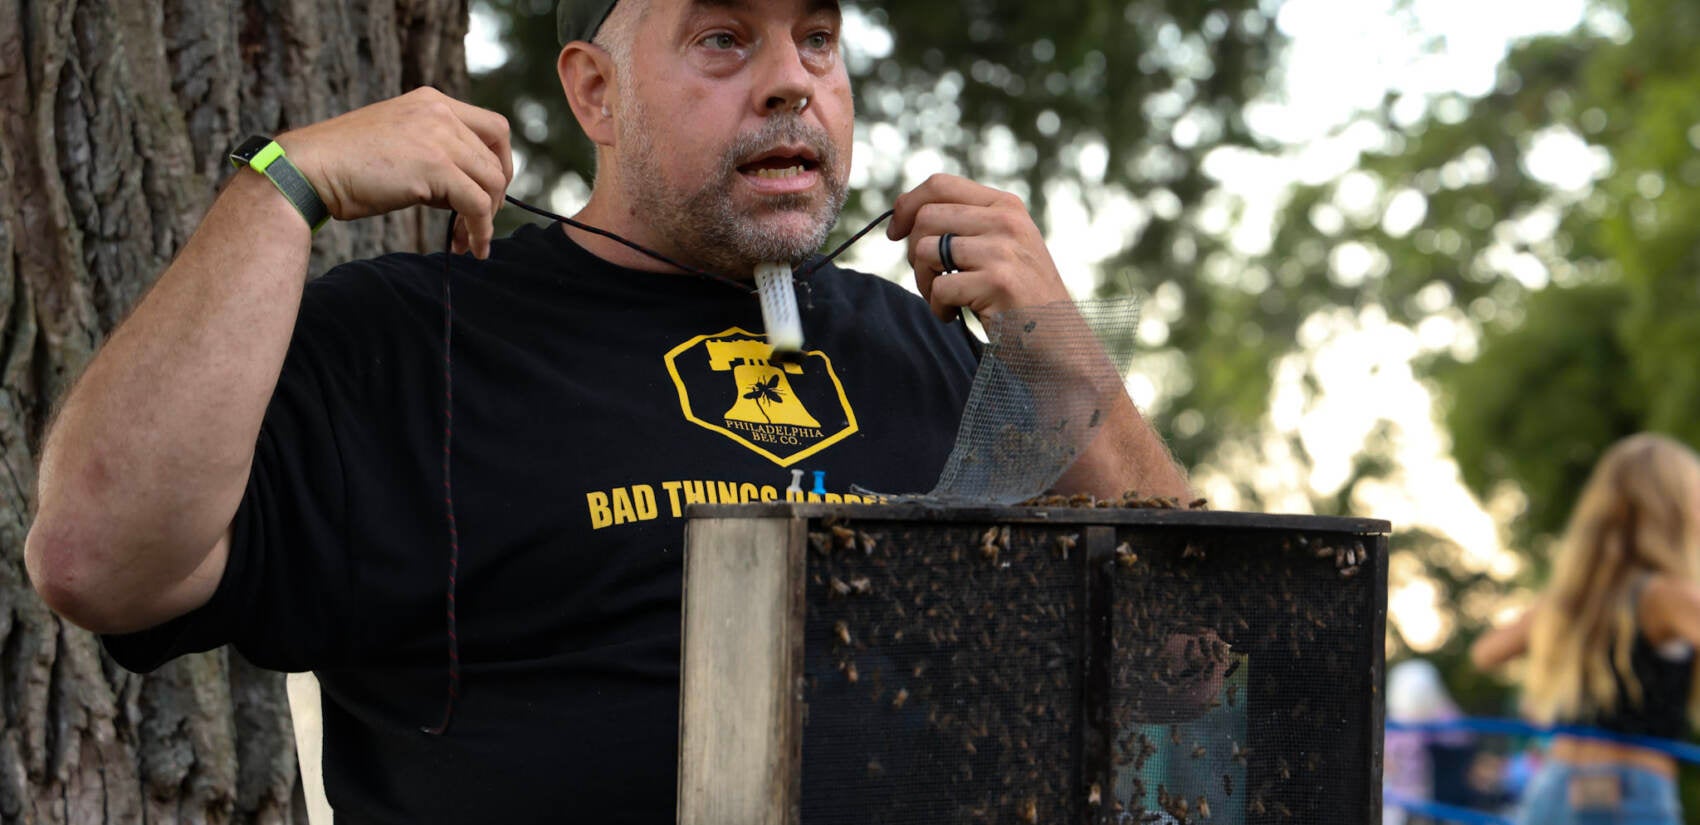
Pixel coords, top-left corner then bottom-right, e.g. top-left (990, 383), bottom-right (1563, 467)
top-left (887, 174), bottom-right (1073, 322)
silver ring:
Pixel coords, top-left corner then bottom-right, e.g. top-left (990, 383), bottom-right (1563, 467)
top-left (939, 233), bottom-right (959, 273)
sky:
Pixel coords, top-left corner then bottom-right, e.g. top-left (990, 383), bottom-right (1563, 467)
top-left (465, 0), bottom-right (1606, 651)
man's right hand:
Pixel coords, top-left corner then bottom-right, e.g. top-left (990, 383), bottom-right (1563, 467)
top-left (281, 87), bottom-right (513, 258)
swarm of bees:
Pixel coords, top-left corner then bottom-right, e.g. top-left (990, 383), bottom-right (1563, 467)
top-left (791, 503), bottom-right (1381, 825)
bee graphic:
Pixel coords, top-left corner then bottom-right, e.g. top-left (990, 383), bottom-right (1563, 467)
top-left (742, 374), bottom-right (784, 422)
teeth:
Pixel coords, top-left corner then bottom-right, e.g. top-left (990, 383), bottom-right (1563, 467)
top-left (752, 165), bottom-right (806, 179)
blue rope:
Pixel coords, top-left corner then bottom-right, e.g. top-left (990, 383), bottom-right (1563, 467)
top-left (1382, 791), bottom-right (1514, 825)
top-left (1385, 717), bottom-right (1700, 764)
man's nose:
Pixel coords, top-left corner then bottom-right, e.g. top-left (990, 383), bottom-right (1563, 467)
top-left (753, 39), bottom-right (813, 114)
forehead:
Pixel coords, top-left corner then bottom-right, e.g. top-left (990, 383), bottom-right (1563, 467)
top-left (650, 0), bottom-right (842, 23)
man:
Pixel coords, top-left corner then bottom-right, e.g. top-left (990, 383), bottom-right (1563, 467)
top-left (26, 0), bottom-right (1188, 821)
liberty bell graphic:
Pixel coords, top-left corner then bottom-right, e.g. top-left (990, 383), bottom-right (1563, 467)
top-left (705, 339), bottom-right (821, 427)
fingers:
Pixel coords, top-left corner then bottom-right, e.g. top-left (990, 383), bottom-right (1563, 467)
top-left (886, 173), bottom-right (1012, 241)
top-left (438, 167), bottom-right (497, 259)
top-left (439, 95), bottom-right (515, 185)
top-left (887, 173), bottom-right (1070, 320)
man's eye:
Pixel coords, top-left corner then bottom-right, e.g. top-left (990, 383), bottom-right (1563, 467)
top-left (702, 32), bottom-right (738, 50)
top-left (804, 32), bottom-right (833, 49)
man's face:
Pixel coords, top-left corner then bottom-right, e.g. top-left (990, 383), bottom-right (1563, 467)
top-left (612, 0), bottom-right (854, 274)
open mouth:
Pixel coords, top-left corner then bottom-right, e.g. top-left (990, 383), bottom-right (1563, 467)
top-left (737, 148), bottom-right (822, 181)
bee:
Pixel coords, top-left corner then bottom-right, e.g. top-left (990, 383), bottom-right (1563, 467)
top-left (866, 758), bottom-right (883, 778)
top-left (1192, 744), bottom-right (1207, 759)
top-left (1115, 542), bottom-right (1140, 569)
top-left (1196, 796), bottom-right (1211, 819)
top-left (891, 688), bottom-right (909, 710)
top-left (1275, 802), bottom-right (1294, 820)
top-left (1183, 543), bottom-right (1205, 561)
top-left (1231, 741), bottom-right (1250, 765)
top-left (833, 621), bottom-right (852, 646)
top-left (829, 523), bottom-right (855, 549)
top-left (849, 576), bottom-right (873, 595)
top-left (1169, 726), bottom-right (1183, 745)
top-left (1249, 798), bottom-right (1267, 815)
top-left (1088, 782), bottom-right (1102, 807)
top-left (1225, 683), bottom-right (1239, 707)
top-left (1277, 758), bottom-right (1292, 780)
top-left (808, 532), bottom-right (829, 555)
top-left (1189, 497), bottom-right (1209, 510)
top-left (844, 661), bottom-right (859, 684)
top-left (1221, 774), bottom-right (1233, 797)
top-left (829, 577), bottom-right (852, 597)
top-left (856, 530), bottom-right (878, 555)
top-left (1055, 532), bottom-right (1079, 558)
top-left (1019, 798), bottom-right (1038, 825)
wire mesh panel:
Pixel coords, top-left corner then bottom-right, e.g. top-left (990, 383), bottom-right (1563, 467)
top-left (679, 505), bottom-right (1389, 825)
top-left (801, 521), bottom-right (1086, 825)
top-left (1099, 529), bottom-right (1380, 824)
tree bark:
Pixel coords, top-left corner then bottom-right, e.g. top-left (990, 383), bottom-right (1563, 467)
top-left (0, 1), bottom-right (468, 822)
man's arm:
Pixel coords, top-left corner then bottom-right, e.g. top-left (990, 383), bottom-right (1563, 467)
top-left (887, 174), bottom-right (1190, 501)
top-left (26, 88), bottom-right (512, 635)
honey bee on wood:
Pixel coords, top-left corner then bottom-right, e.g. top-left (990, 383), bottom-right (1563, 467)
top-left (1189, 497), bottom-right (1209, 510)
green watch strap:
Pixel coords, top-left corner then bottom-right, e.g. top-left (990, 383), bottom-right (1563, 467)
top-left (230, 136), bottom-right (331, 233)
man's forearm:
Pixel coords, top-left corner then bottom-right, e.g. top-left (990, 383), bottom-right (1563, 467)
top-left (27, 172), bottom-right (312, 632)
top-left (1053, 392), bottom-right (1190, 501)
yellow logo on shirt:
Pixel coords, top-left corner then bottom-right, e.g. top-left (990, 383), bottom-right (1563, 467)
top-left (664, 328), bottom-right (859, 466)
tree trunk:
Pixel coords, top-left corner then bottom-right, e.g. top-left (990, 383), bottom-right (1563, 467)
top-left (0, 1), bottom-right (468, 822)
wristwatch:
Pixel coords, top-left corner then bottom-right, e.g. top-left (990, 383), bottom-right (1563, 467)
top-left (229, 135), bottom-right (331, 233)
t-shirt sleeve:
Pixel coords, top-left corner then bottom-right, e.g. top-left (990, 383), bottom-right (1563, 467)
top-left (101, 270), bottom-right (375, 674)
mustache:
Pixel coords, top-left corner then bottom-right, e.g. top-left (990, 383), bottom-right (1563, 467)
top-left (721, 115), bottom-right (839, 175)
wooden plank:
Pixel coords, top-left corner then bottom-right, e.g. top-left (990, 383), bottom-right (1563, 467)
top-left (678, 516), bottom-right (805, 825)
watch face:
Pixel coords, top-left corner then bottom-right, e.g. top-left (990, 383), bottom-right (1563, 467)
top-left (231, 135), bottom-right (274, 166)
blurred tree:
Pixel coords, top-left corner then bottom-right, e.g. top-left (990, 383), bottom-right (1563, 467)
top-left (0, 1), bottom-right (466, 822)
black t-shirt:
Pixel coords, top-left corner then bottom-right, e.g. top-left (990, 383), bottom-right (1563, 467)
top-left (102, 222), bottom-right (978, 823)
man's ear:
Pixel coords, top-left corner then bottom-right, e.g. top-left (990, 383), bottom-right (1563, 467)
top-left (558, 42), bottom-right (617, 147)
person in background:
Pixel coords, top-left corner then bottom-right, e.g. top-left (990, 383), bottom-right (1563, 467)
top-left (1385, 658), bottom-right (1469, 825)
top-left (1472, 433), bottom-right (1700, 825)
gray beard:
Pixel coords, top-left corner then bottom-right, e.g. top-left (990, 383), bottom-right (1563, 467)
top-left (618, 108), bottom-right (849, 276)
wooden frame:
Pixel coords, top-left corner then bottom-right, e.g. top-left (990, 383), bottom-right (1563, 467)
top-left (678, 504), bottom-right (1392, 825)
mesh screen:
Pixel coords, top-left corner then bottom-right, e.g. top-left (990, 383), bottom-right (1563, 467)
top-left (802, 521), bottom-right (1085, 825)
top-left (794, 515), bottom-right (1380, 825)
top-left (1103, 529), bottom-right (1377, 825)
top-left (864, 297), bottom-right (1139, 505)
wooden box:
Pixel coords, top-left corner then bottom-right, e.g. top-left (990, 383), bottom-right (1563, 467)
top-left (679, 503), bottom-right (1390, 825)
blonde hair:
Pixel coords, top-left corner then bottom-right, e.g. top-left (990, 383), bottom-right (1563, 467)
top-left (1522, 433), bottom-right (1700, 726)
